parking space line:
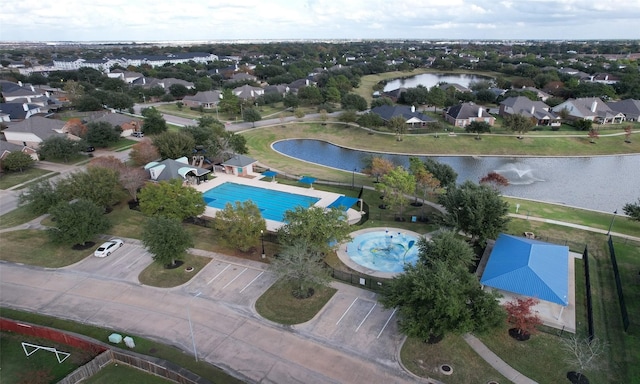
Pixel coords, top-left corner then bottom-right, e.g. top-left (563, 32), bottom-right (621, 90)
top-left (207, 264), bottom-right (230, 285)
top-left (111, 248), bottom-right (134, 266)
top-left (355, 303), bottom-right (376, 332)
top-left (239, 271), bottom-right (264, 293)
top-left (377, 308), bottom-right (397, 339)
top-left (126, 254), bottom-right (146, 269)
top-left (336, 297), bottom-right (358, 325)
top-left (222, 268), bottom-right (247, 289)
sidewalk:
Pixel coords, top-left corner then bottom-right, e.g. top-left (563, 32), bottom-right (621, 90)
top-left (464, 334), bottom-right (538, 384)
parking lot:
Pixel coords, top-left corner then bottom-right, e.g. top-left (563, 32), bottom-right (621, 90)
top-left (64, 239), bottom-right (154, 282)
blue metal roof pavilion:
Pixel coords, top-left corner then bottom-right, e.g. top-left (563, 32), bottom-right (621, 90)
top-left (480, 233), bottom-right (569, 306)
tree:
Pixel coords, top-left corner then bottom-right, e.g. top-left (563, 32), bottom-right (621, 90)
top-left (152, 131), bottom-right (196, 160)
top-left (168, 84), bottom-right (189, 99)
top-left (213, 201), bottom-right (266, 252)
top-left (364, 156), bottom-right (394, 183)
top-left (86, 121), bottom-right (121, 147)
top-left (119, 166), bottom-right (147, 202)
top-left (588, 127), bottom-right (599, 143)
top-left (438, 180), bottom-right (510, 245)
top-left (294, 108), bottom-right (305, 120)
top-left (138, 179), bottom-right (205, 221)
top-left (55, 167), bottom-right (123, 212)
top-left (283, 93), bottom-right (299, 109)
top-left (423, 158), bottom-right (458, 189)
top-left (64, 118), bottom-right (88, 138)
top-left (504, 297), bottom-right (542, 340)
top-left (88, 155), bottom-right (125, 174)
top-left (130, 139), bottom-right (160, 166)
top-left (573, 119), bottom-right (593, 132)
top-left (624, 125), bottom-right (632, 143)
top-left (479, 172), bottom-right (510, 188)
top-left (623, 198), bottom-right (640, 221)
top-left (561, 336), bottom-right (606, 384)
top-left (376, 166), bottom-right (415, 219)
top-left (38, 136), bottom-right (80, 162)
top-left (2, 151), bottom-right (34, 172)
top-left (62, 80), bottom-right (85, 103)
top-left (242, 107), bottom-right (262, 127)
top-left (426, 86), bottom-right (446, 112)
top-left (142, 216), bottom-right (193, 267)
top-left (504, 114), bottom-right (535, 138)
top-left (269, 239), bottom-right (332, 298)
top-left (318, 109), bottom-right (328, 125)
top-left (379, 256), bottom-right (504, 342)
top-left (141, 107), bottom-right (168, 134)
top-left (278, 206), bottom-right (351, 257)
top-left (388, 116), bottom-right (407, 141)
top-left (18, 180), bottom-right (61, 215)
top-left (48, 199), bottom-right (111, 246)
top-left (340, 93), bottom-right (368, 111)
top-left (420, 230), bottom-right (475, 267)
top-left (466, 121), bottom-right (492, 139)
top-left (409, 157), bottom-right (441, 220)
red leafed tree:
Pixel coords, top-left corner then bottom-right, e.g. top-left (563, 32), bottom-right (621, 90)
top-left (505, 297), bottom-right (542, 336)
top-left (624, 125), bottom-right (632, 143)
top-left (130, 139), bottom-right (160, 166)
top-left (588, 128), bottom-right (599, 143)
top-left (479, 172), bottom-right (510, 188)
top-left (119, 166), bottom-right (148, 201)
top-left (64, 118), bottom-right (87, 138)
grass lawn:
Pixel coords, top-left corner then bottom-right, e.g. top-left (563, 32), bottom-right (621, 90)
top-left (1, 330), bottom-right (97, 384)
top-left (138, 253), bottom-right (212, 288)
top-left (0, 205), bottom-right (42, 230)
top-left (255, 280), bottom-right (337, 324)
top-left (504, 197), bottom-right (640, 238)
top-left (400, 335), bottom-right (508, 384)
top-left (83, 363), bottom-right (175, 384)
top-left (0, 230), bottom-right (95, 268)
top-left (0, 308), bottom-right (244, 384)
top-left (0, 168), bottom-right (54, 190)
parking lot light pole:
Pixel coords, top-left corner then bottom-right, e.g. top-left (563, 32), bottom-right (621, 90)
top-left (607, 210), bottom-right (618, 236)
top-left (187, 291), bottom-right (201, 362)
top-left (261, 230), bottom-right (266, 259)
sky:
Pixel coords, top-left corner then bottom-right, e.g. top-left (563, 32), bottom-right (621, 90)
top-left (1, 0), bottom-right (639, 43)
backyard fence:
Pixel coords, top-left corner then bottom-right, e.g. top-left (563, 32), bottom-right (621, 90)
top-left (326, 264), bottom-right (387, 293)
top-left (608, 235), bottom-right (630, 332)
top-left (582, 245), bottom-right (595, 341)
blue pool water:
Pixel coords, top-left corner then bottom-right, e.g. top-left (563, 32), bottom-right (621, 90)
top-left (203, 182), bottom-right (320, 222)
top-left (346, 230), bottom-right (421, 273)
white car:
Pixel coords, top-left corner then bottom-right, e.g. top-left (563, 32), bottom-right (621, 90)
top-left (94, 239), bottom-right (124, 257)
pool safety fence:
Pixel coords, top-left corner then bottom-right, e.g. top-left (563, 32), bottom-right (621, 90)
top-left (608, 236), bottom-right (630, 332)
top-left (325, 263), bottom-right (388, 292)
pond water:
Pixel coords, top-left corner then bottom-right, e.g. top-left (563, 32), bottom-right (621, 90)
top-left (272, 139), bottom-right (639, 213)
top-left (383, 73), bottom-right (493, 92)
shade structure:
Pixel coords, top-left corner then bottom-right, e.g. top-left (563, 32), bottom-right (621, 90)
top-left (481, 233), bottom-right (569, 306)
top-left (327, 196), bottom-right (359, 211)
top-left (299, 176), bottom-right (316, 185)
top-left (262, 170), bottom-right (277, 178)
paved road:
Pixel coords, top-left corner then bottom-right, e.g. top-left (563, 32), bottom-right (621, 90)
top-left (0, 246), bottom-right (423, 384)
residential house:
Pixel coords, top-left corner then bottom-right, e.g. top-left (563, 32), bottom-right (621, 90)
top-left (371, 105), bottom-right (435, 128)
top-left (145, 77), bottom-right (195, 91)
top-left (144, 157), bottom-right (211, 185)
top-left (286, 78), bottom-right (316, 95)
top-left (439, 83), bottom-right (472, 93)
top-left (0, 140), bottom-right (39, 161)
top-left (232, 84), bottom-right (264, 100)
top-left (107, 70), bottom-right (144, 84)
top-left (87, 112), bottom-right (143, 137)
top-left (552, 97), bottom-right (626, 124)
top-left (607, 99), bottom-right (640, 122)
top-left (444, 103), bottom-right (495, 127)
top-left (3, 116), bottom-right (73, 149)
top-left (520, 87), bottom-right (552, 102)
top-left (182, 91), bottom-right (223, 109)
top-left (263, 84), bottom-right (289, 96)
top-left (499, 96), bottom-right (561, 127)
top-left (381, 87), bottom-right (407, 102)
top-left (228, 72), bottom-right (258, 83)
top-left (0, 103), bottom-right (43, 121)
top-left (581, 73), bottom-right (619, 85)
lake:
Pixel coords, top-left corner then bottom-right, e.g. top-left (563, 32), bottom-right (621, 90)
top-left (383, 72), bottom-right (494, 92)
top-left (272, 139), bottom-right (639, 213)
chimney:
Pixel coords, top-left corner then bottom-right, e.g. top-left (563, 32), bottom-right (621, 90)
top-left (530, 106), bottom-right (535, 115)
top-left (411, 105), bottom-right (416, 113)
top-left (591, 101), bottom-right (597, 113)
top-left (478, 107), bottom-right (482, 117)
top-left (18, 81), bottom-right (23, 87)
top-left (30, 85), bottom-right (35, 92)
top-left (23, 103), bottom-right (28, 111)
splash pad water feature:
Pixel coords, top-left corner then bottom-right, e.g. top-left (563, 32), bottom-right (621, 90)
top-left (339, 228), bottom-right (424, 277)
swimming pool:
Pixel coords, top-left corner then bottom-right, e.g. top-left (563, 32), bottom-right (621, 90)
top-left (345, 229), bottom-right (421, 273)
top-left (202, 182), bottom-right (320, 222)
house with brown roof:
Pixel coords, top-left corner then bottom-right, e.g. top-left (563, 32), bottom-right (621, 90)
top-left (182, 91), bottom-right (223, 109)
top-left (87, 112), bottom-right (143, 136)
top-left (444, 103), bottom-right (495, 127)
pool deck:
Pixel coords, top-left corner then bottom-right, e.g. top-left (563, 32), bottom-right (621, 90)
top-left (192, 173), bottom-right (362, 231)
top-left (336, 228), bottom-right (429, 279)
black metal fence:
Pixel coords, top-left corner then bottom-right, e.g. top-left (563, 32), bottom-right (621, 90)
top-left (582, 245), bottom-right (595, 341)
top-left (326, 264), bottom-right (387, 292)
top-left (608, 236), bottom-right (630, 332)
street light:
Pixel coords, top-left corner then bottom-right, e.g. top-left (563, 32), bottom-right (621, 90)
top-left (607, 210), bottom-right (618, 236)
top-left (187, 291), bottom-right (201, 362)
top-left (261, 230), bottom-right (266, 259)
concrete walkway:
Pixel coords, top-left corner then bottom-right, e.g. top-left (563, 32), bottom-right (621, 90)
top-left (463, 334), bottom-right (538, 384)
